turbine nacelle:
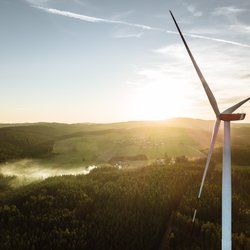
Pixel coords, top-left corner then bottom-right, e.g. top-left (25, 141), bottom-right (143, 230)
top-left (218, 97), bottom-right (250, 121)
top-left (219, 113), bottom-right (246, 121)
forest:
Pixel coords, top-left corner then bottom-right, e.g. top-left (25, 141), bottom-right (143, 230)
top-left (0, 161), bottom-right (250, 249)
top-left (0, 120), bottom-right (250, 249)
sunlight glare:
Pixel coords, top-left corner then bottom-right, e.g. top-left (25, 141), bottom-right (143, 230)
top-left (131, 81), bottom-right (189, 121)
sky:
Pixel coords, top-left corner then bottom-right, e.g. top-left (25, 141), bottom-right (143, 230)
top-left (1, 0), bottom-right (250, 123)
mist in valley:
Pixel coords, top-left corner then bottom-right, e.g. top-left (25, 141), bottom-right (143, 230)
top-left (0, 159), bottom-right (97, 181)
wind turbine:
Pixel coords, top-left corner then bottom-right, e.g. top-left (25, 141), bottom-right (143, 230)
top-left (169, 10), bottom-right (250, 250)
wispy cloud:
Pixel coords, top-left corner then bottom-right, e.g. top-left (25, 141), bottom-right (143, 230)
top-left (212, 6), bottom-right (245, 16)
top-left (32, 6), bottom-right (250, 48)
top-left (187, 5), bottom-right (203, 17)
top-left (241, 74), bottom-right (250, 79)
top-left (183, 33), bottom-right (250, 48)
top-left (110, 10), bottom-right (134, 20)
top-left (72, 0), bottom-right (100, 11)
top-left (164, 30), bottom-right (250, 48)
top-left (112, 26), bottom-right (143, 39)
top-left (26, 0), bottom-right (50, 5)
top-left (33, 6), bottom-right (154, 30)
top-left (113, 32), bottom-right (143, 39)
top-left (230, 24), bottom-right (250, 34)
top-left (210, 6), bottom-right (250, 41)
top-left (146, 41), bottom-right (250, 117)
top-left (154, 44), bottom-right (189, 61)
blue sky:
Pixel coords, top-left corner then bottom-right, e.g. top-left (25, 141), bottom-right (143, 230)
top-left (1, 0), bottom-right (250, 123)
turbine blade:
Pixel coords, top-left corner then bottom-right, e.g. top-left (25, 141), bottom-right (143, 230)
top-left (192, 209), bottom-right (197, 222)
top-left (169, 10), bottom-right (220, 117)
top-left (222, 97), bottom-right (250, 114)
top-left (198, 119), bottom-right (221, 198)
top-left (192, 119), bottom-right (220, 222)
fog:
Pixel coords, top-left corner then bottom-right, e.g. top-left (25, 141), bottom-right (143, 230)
top-left (0, 159), bottom-right (97, 180)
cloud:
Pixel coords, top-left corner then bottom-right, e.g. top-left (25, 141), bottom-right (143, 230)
top-left (153, 41), bottom-right (250, 89)
top-left (32, 6), bottom-right (250, 48)
top-left (33, 6), bottom-right (154, 30)
top-left (187, 5), bottom-right (203, 17)
top-left (113, 26), bottom-right (143, 39)
top-left (212, 6), bottom-right (245, 16)
top-left (219, 96), bottom-right (250, 105)
top-left (183, 33), bottom-right (250, 48)
top-left (26, 0), bottom-right (50, 5)
top-left (150, 41), bottom-right (250, 117)
top-left (154, 44), bottom-right (189, 62)
top-left (72, 0), bottom-right (99, 11)
top-left (193, 11), bottom-right (203, 17)
top-left (110, 10), bottom-right (134, 20)
top-left (113, 32), bottom-right (143, 39)
top-left (210, 6), bottom-right (250, 38)
top-left (230, 23), bottom-right (250, 35)
top-left (241, 74), bottom-right (250, 79)
top-left (164, 30), bottom-right (250, 48)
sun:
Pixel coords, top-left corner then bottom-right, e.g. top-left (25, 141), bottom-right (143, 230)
top-left (131, 82), bottom-right (189, 121)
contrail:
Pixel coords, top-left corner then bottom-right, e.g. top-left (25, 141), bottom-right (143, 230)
top-left (33, 6), bottom-right (156, 30)
top-left (185, 33), bottom-right (250, 48)
top-left (33, 6), bottom-right (250, 48)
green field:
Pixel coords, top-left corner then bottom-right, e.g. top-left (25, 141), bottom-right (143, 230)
top-left (0, 118), bottom-right (250, 177)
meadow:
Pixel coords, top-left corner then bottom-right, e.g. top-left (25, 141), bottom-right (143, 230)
top-left (1, 118), bottom-right (250, 175)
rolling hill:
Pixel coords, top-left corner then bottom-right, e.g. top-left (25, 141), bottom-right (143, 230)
top-left (0, 118), bottom-right (249, 173)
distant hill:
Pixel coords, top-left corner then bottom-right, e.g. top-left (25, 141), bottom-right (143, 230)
top-left (0, 118), bottom-right (249, 167)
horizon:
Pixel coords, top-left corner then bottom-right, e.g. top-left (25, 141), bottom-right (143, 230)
top-left (1, 0), bottom-right (250, 123)
top-left (1, 116), bottom-right (250, 125)
top-left (0, 116), bottom-right (201, 125)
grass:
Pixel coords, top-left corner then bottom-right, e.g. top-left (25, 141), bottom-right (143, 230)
top-left (1, 118), bottom-right (250, 172)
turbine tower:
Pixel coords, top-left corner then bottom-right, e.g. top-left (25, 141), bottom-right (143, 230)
top-left (170, 10), bottom-right (250, 250)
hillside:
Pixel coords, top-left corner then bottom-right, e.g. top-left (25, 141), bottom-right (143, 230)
top-left (0, 118), bottom-right (250, 176)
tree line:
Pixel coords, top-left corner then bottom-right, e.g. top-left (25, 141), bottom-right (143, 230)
top-left (0, 161), bottom-right (249, 249)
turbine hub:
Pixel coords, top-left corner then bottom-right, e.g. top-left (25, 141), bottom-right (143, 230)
top-left (219, 113), bottom-right (246, 121)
